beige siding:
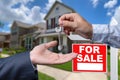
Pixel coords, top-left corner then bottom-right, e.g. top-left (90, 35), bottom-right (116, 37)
top-left (46, 4), bottom-right (73, 20)
top-left (0, 36), bottom-right (5, 41)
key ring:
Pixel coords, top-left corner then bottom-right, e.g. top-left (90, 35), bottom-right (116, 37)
top-left (55, 25), bottom-right (64, 53)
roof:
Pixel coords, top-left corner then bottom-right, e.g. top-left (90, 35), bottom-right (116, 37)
top-left (44, 1), bottom-right (75, 20)
top-left (11, 21), bottom-right (46, 29)
top-left (33, 22), bottom-right (46, 34)
top-left (33, 22), bottom-right (46, 29)
top-left (0, 32), bottom-right (10, 36)
top-left (11, 20), bottom-right (31, 28)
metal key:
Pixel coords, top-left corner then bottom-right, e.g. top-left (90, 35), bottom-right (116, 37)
top-left (55, 27), bottom-right (63, 52)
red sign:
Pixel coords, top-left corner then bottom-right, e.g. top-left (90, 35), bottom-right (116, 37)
top-left (72, 44), bottom-right (107, 72)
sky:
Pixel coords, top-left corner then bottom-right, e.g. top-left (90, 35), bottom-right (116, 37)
top-left (0, 0), bottom-right (120, 33)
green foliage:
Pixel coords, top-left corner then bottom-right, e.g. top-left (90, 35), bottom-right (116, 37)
top-left (107, 54), bottom-right (110, 72)
top-left (38, 72), bottom-right (55, 80)
top-left (2, 47), bottom-right (26, 55)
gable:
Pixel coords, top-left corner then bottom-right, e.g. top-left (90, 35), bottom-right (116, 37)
top-left (44, 1), bottom-right (75, 20)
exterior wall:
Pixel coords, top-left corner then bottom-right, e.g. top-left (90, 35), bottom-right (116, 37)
top-left (18, 27), bottom-right (28, 36)
top-left (46, 4), bottom-right (73, 20)
top-left (0, 36), bottom-right (5, 42)
top-left (10, 26), bottom-right (19, 48)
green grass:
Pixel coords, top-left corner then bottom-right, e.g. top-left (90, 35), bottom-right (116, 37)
top-left (38, 72), bottom-right (55, 80)
top-left (49, 61), bottom-right (72, 71)
top-left (119, 57), bottom-right (120, 76)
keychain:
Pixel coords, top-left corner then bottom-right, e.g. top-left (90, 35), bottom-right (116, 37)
top-left (55, 26), bottom-right (63, 53)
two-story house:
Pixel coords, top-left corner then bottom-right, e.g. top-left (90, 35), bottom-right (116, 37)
top-left (10, 20), bottom-right (45, 50)
top-left (36, 1), bottom-right (75, 53)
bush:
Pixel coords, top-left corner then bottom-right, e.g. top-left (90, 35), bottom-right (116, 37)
top-left (2, 47), bottom-right (26, 55)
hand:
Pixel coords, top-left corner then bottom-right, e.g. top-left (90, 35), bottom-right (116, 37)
top-left (59, 13), bottom-right (93, 39)
top-left (30, 41), bottom-right (77, 65)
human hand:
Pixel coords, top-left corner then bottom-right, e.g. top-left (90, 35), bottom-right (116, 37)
top-left (30, 41), bottom-right (77, 65)
top-left (59, 13), bottom-right (93, 39)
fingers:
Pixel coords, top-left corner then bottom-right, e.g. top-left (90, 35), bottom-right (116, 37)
top-left (59, 14), bottom-right (74, 26)
top-left (61, 20), bottom-right (75, 28)
top-left (54, 53), bottom-right (77, 64)
top-left (45, 41), bottom-right (57, 48)
top-left (59, 13), bottom-right (74, 21)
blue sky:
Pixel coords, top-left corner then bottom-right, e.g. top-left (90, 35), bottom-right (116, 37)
top-left (0, 0), bottom-right (120, 33)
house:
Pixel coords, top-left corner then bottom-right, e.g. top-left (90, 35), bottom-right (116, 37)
top-left (0, 32), bottom-right (10, 50)
top-left (36, 1), bottom-right (75, 53)
top-left (10, 20), bottom-right (45, 50)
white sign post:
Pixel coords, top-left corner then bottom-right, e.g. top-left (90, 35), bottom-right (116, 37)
top-left (110, 47), bottom-right (118, 80)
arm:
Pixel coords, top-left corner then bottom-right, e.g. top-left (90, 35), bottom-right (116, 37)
top-left (59, 13), bottom-right (120, 48)
top-left (0, 52), bottom-right (38, 80)
top-left (92, 23), bottom-right (120, 48)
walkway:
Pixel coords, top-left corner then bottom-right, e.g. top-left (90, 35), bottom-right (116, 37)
top-left (37, 65), bottom-right (107, 80)
top-left (1, 54), bottom-right (9, 57)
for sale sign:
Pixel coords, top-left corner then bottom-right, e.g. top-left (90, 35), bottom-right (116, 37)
top-left (72, 44), bottom-right (107, 72)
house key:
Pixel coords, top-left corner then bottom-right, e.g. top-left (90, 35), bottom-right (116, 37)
top-left (55, 27), bottom-right (63, 52)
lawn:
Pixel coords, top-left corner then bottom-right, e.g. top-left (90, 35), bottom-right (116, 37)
top-left (49, 61), bottom-right (72, 71)
top-left (38, 72), bottom-right (55, 80)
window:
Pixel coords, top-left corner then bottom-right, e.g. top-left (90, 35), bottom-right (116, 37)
top-left (55, 6), bottom-right (59, 13)
top-left (46, 20), bottom-right (48, 29)
top-left (40, 38), bottom-right (44, 44)
top-left (51, 18), bottom-right (55, 28)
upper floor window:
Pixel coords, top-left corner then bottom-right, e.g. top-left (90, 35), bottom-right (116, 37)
top-left (55, 6), bottom-right (59, 13)
top-left (51, 18), bottom-right (55, 28)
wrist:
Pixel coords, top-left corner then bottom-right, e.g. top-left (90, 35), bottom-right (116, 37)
top-left (30, 51), bottom-right (36, 65)
top-left (75, 23), bottom-right (93, 39)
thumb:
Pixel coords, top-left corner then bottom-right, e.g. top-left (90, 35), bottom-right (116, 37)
top-left (45, 41), bottom-right (57, 48)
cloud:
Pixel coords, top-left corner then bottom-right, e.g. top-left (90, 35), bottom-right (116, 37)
top-left (0, 0), bottom-right (46, 24)
top-left (45, 0), bottom-right (62, 10)
top-left (8, 23), bottom-right (12, 28)
top-left (104, 0), bottom-right (118, 9)
top-left (112, 6), bottom-right (120, 23)
top-left (106, 9), bottom-right (115, 16)
top-left (110, 6), bottom-right (120, 26)
top-left (91, 0), bottom-right (99, 8)
top-left (107, 12), bottom-right (112, 16)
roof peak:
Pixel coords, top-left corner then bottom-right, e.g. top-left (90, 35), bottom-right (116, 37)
top-left (44, 1), bottom-right (75, 20)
